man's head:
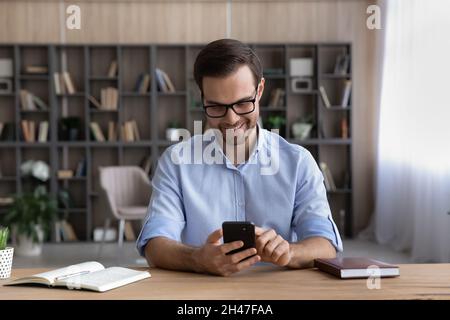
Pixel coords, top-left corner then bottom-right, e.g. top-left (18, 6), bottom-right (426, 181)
top-left (194, 39), bottom-right (265, 146)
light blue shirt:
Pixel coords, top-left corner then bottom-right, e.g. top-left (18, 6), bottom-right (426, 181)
top-left (136, 126), bottom-right (343, 256)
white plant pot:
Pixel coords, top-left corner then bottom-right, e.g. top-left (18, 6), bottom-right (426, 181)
top-left (0, 247), bottom-right (14, 279)
top-left (166, 128), bottom-right (182, 142)
top-left (292, 123), bottom-right (313, 140)
top-left (15, 225), bottom-right (44, 257)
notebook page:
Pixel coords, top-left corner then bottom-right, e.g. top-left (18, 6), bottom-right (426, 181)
top-left (34, 261), bottom-right (105, 284)
top-left (67, 267), bottom-right (150, 292)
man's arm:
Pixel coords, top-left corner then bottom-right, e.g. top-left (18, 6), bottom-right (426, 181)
top-left (254, 227), bottom-right (336, 269)
top-left (145, 237), bottom-right (201, 272)
top-left (287, 236), bottom-right (336, 269)
top-left (145, 229), bottom-right (260, 276)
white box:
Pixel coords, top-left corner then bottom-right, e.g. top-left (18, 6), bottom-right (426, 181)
top-left (0, 59), bottom-right (13, 77)
top-left (93, 227), bottom-right (117, 242)
top-left (290, 58), bottom-right (313, 77)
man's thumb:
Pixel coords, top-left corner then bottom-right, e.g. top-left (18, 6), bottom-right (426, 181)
top-left (207, 228), bottom-right (223, 244)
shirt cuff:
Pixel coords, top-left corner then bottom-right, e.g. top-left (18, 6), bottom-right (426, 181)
top-left (136, 215), bottom-right (186, 257)
top-left (294, 216), bottom-right (343, 252)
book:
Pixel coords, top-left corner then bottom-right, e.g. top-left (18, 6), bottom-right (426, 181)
top-left (75, 158), bottom-right (87, 177)
top-left (340, 80), bottom-right (352, 107)
top-left (88, 95), bottom-right (102, 109)
top-left (319, 86), bottom-right (331, 108)
top-left (155, 68), bottom-right (169, 92)
top-left (341, 117), bottom-right (348, 139)
top-left (32, 95), bottom-right (49, 110)
top-left (58, 170), bottom-right (74, 179)
top-left (108, 121), bottom-right (117, 141)
top-left (314, 257), bottom-right (400, 279)
top-left (5, 261), bottom-right (151, 292)
top-left (53, 73), bottom-right (61, 95)
top-left (333, 54), bottom-right (350, 75)
top-left (24, 65), bottom-right (48, 74)
top-left (90, 122), bottom-right (106, 142)
top-left (107, 60), bottom-right (118, 77)
top-left (319, 162), bottom-right (336, 191)
top-left (62, 71), bottom-right (76, 94)
top-left (38, 121), bottom-right (49, 142)
top-left (61, 220), bottom-right (78, 241)
top-left (161, 70), bottom-right (175, 92)
top-left (268, 88), bottom-right (285, 107)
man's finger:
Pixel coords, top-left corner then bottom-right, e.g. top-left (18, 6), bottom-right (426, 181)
top-left (254, 226), bottom-right (265, 236)
top-left (220, 240), bottom-right (244, 254)
top-left (207, 228), bottom-right (223, 244)
top-left (256, 229), bottom-right (277, 251)
top-left (234, 254), bottom-right (261, 271)
top-left (264, 235), bottom-right (284, 257)
top-left (229, 247), bottom-right (257, 264)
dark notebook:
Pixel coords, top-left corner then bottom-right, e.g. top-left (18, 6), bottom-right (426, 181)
top-left (314, 257), bottom-right (400, 279)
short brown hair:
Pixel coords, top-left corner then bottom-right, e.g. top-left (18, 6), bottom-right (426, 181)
top-left (193, 39), bottom-right (262, 93)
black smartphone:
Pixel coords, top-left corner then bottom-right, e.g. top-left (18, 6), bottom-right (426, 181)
top-left (222, 221), bottom-right (256, 255)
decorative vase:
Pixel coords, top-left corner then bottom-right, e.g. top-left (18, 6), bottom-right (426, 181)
top-left (292, 123), bottom-right (313, 140)
top-left (0, 247), bottom-right (14, 279)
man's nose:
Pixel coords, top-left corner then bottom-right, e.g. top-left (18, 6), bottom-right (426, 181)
top-left (223, 106), bottom-right (240, 124)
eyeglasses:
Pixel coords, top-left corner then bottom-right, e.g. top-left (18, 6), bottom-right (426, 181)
top-left (202, 86), bottom-right (258, 118)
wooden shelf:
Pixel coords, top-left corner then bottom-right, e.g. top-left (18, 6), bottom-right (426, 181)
top-left (0, 42), bottom-right (354, 239)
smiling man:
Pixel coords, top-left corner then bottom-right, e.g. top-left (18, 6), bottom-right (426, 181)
top-left (136, 39), bottom-right (342, 276)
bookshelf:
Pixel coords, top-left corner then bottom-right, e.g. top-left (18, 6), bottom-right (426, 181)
top-left (0, 43), bottom-right (353, 240)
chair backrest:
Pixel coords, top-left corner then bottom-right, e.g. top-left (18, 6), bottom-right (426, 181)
top-left (99, 166), bottom-right (152, 218)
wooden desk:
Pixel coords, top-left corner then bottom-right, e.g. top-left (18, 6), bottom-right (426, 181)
top-left (1, 264), bottom-right (450, 300)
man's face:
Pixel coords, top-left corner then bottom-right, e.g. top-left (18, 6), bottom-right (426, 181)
top-left (202, 65), bottom-right (264, 145)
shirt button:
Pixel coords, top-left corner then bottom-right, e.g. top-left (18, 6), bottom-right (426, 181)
top-left (238, 202), bottom-right (244, 206)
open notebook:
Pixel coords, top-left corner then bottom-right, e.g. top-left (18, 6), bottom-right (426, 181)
top-left (4, 261), bottom-right (151, 292)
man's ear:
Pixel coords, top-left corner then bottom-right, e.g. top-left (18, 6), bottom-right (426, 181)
top-left (258, 77), bottom-right (265, 100)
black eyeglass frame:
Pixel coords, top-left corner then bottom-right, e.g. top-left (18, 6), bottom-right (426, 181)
top-left (202, 85), bottom-right (259, 118)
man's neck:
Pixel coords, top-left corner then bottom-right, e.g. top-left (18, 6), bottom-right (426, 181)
top-left (221, 125), bottom-right (258, 166)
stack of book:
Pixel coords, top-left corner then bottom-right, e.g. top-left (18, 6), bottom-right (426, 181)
top-left (121, 120), bottom-right (141, 142)
top-left (21, 120), bottom-right (48, 142)
top-left (19, 90), bottom-right (49, 111)
top-left (53, 72), bottom-right (76, 95)
top-left (155, 68), bottom-right (175, 93)
top-left (319, 162), bottom-right (337, 192)
top-left (88, 87), bottom-right (118, 110)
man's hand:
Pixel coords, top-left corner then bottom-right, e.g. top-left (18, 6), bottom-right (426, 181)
top-left (255, 227), bottom-right (292, 266)
top-left (192, 228), bottom-right (260, 276)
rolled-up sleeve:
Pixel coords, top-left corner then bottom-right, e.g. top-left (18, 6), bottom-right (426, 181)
top-left (136, 147), bottom-right (186, 257)
top-left (291, 150), bottom-right (343, 252)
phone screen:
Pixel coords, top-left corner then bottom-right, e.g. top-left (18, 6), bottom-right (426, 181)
top-left (222, 221), bottom-right (256, 255)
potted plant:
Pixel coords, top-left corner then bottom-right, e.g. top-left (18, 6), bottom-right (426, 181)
top-left (0, 227), bottom-right (13, 279)
top-left (292, 114), bottom-right (314, 140)
top-left (3, 185), bottom-right (58, 256)
top-left (264, 115), bottom-right (286, 137)
top-left (166, 121), bottom-right (183, 142)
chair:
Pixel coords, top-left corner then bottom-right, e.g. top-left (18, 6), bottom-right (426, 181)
top-left (98, 166), bottom-right (152, 249)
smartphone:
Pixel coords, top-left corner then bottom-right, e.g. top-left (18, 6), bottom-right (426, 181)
top-left (222, 221), bottom-right (256, 256)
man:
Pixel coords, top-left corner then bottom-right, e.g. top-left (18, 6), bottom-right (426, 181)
top-left (136, 39), bottom-right (342, 276)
